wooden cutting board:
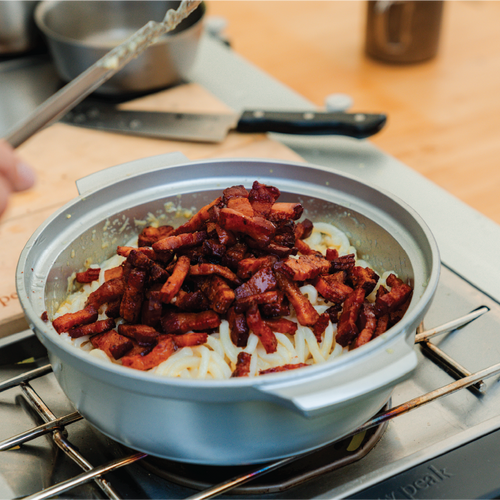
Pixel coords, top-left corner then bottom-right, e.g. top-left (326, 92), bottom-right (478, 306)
top-left (0, 83), bottom-right (304, 336)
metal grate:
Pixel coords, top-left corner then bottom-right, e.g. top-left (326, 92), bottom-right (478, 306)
top-left (0, 306), bottom-right (496, 500)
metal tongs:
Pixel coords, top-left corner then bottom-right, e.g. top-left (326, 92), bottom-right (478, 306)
top-left (4, 0), bottom-right (202, 149)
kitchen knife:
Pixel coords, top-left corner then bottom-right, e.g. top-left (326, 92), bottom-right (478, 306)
top-left (60, 101), bottom-right (387, 143)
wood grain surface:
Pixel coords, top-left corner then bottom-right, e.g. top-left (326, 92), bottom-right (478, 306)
top-left (207, 1), bottom-right (500, 224)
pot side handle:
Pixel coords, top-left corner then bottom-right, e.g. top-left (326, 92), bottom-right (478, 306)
top-left (75, 151), bottom-right (190, 196)
top-left (255, 341), bottom-right (418, 418)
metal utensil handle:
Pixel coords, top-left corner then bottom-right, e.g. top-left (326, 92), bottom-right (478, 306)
top-left (4, 0), bottom-right (201, 148)
top-left (185, 360), bottom-right (500, 500)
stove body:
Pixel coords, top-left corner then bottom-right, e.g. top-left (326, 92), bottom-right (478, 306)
top-left (1, 35), bottom-right (500, 499)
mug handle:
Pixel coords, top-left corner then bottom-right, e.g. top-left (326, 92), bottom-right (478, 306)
top-left (374, 0), bottom-right (415, 55)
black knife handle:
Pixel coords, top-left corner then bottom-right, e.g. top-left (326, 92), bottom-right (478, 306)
top-left (235, 110), bottom-right (387, 139)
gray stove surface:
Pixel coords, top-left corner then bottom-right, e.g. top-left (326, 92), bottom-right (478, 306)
top-left (2, 33), bottom-right (500, 500)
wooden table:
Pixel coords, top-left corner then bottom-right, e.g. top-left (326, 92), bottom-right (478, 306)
top-left (207, 1), bottom-right (500, 225)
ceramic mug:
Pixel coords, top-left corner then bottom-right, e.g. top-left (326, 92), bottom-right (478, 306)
top-left (365, 0), bottom-right (444, 64)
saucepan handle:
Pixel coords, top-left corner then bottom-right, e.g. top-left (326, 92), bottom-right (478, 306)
top-left (75, 151), bottom-right (190, 196)
top-left (255, 334), bottom-right (417, 418)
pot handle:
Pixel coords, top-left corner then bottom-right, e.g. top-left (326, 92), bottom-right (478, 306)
top-left (255, 339), bottom-right (418, 418)
top-left (75, 151), bottom-right (190, 196)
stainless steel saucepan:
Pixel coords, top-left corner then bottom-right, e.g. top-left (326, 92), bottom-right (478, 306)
top-left (16, 154), bottom-right (440, 465)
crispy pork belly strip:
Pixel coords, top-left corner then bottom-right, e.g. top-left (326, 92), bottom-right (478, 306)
top-left (218, 208), bottom-right (276, 247)
top-left (91, 329), bottom-right (134, 360)
top-left (159, 255), bottom-right (190, 304)
top-left (214, 224), bottom-right (236, 246)
top-left (189, 263), bottom-right (241, 286)
top-left (173, 289), bottom-right (209, 311)
top-left (375, 274), bottom-right (413, 316)
top-left (52, 306), bottom-right (98, 334)
top-left (161, 310), bottom-right (221, 335)
top-left (330, 253), bottom-right (356, 272)
top-left (234, 266), bottom-right (277, 300)
top-left (275, 269), bottom-right (320, 326)
top-left (76, 268), bottom-right (100, 283)
top-left (268, 202), bottom-right (304, 222)
top-left (237, 255), bottom-right (278, 280)
top-left (173, 332), bottom-right (209, 348)
top-left (68, 318), bottom-right (115, 339)
top-left (314, 273), bottom-right (353, 304)
top-left (246, 304), bottom-right (277, 354)
top-left (118, 324), bottom-right (159, 346)
top-left (138, 225), bottom-right (174, 247)
top-left (295, 219), bottom-right (313, 240)
top-left (350, 266), bottom-right (380, 295)
top-left (259, 363), bottom-right (309, 375)
top-left (122, 335), bottom-right (176, 371)
top-left (294, 238), bottom-right (318, 256)
top-left (234, 290), bottom-right (283, 314)
top-left (104, 266), bottom-right (124, 282)
top-left (202, 239), bottom-right (226, 259)
top-left (221, 242), bottom-right (247, 271)
top-left (117, 246), bottom-right (156, 261)
top-left (248, 180), bottom-right (280, 218)
top-left (86, 277), bottom-right (126, 309)
top-left (222, 185), bottom-right (249, 204)
top-left (312, 312), bottom-right (330, 342)
top-left (264, 317), bottom-right (297, 335)
top-left (373, 314), bottom-right (390, 338)
top-left (282, 254), bottom-right (331, 281)
top-left (227, 197), bottom-right (254, 217)
top-left (336, 287), bottom-right (365, 347)
top-left (231, 352), bottom-right (252, 378)
top-left (325, 303), bottom-right (342, 324)
top-left (141, 290), bottom-right (163, 327)
top-left (227, 307), bottom-right (249, 347)
top-left (354, 303), bottom-right (377, 348)
top-left (198, 275), bottom-right (235, 314)
top-left (120, 268), bottom-right (147, 324)
top-left (172, 197), bottom-right (222, 236)
top-left (152, 231), bottom-right (208, 252)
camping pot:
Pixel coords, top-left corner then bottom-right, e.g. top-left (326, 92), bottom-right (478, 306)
top-left (16, 153), bottom-right (440, 464)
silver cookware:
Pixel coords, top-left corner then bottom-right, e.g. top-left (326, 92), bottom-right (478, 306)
top-left (16, 153), bottom-right (440, 465)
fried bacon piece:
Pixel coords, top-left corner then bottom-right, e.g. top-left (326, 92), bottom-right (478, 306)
top-left (375, 274), bottom-right (413, 316)
top-left (295, 219), bottom-right (313, 240)
top-left (117, 246), bottom-right (156, 261)
top-left (122, 335), bottom-right (176, 371)
top-left (325, 303), bottom-right (342, 324)
top-left (227, 307), bottom-right (249, 347)
top-left (237, 255), bottom-right (278, 280)
top-left (161, 310), bottom-right (221, 335)
top-left (118, 323), bottom-right (159, 346)
top-left (85, 277), bottom-right (125, 310)
top-left (76, 268), bottom-right (100, 283)
top-left (222, 185), bottom-right (249, 204)
top-left (120, 269), bottom-right (147, 324)
top-left (350, 266), bottom-right (380, 295)
top-left (221, 242), bottom-right (247, 271)
top-left (159, 255), bottom-right (190, 304)
top-left (275, 269), bottom-right (319, 326)
top-left (234, 290), bottom-right (283, 314)
top-left (227, 197), bottom-right (254, 217)
top-left (91, 329), bottom-right (134, 360)
top-left (138, 225), bottom-right (174, 247)
top-left (354, 303), bottom-right (377, 348)
top-left (218, 208), bottom-right (276, 247)
top-left (231, 352), bottom-right (252, 378)
top-left (174, 332), bottom-right (208, 348)
top-left (261, 292), bottom-right (290, 318)
top-left (259, 363), bottom-right (309, 375)
top-left (152, 231), bottom-right (208, 252)
top-left (312, 312), bottom-right (330, 342)
top-left (246, 304), bottom-right (277, 354)
top-left (234, 266), bottom-right (277, 300)
top-left (173, 289), bottom-right (209, 311)
top-left (214, 224), bottom-right (236, 247)
top-left (68, 318), bottom-right (115, 339)
top-left (52, 306), bottom-right (98, 334)
top-left (336, 288), bottom-right (365, 347)
top-left (373, 314), bottom-right (390, 338)
top-left (269, 203), bottom-right (304, 222)
top-left (314, 273), bottom-right (353, 304)
top-left (330, 253), bottom-right (356, 272)
top-left (282, 254), bottom-right (331, 281)
top-left (248, 181), bottom-right (280, 218)
top-left (202, 239), bottom-right (226, 259)
top-left (104, 266), bottom-right (124, 282)
top-left (172, 197), bottom-right (222, 236)
top-left (264, 317), bottom-right (297, 335)
top-left (189, 263), bottom-right (241, 286)
top-left (198, 275), bottom-right (235, 314)
top-left (294, 238), bottom-right (318, 256)
top-left (141, 290), bottom-right (163, 327)
top-left (105, 299), bottom-right (121, 318)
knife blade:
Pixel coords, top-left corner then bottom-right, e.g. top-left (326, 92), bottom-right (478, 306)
top-left (60, 101), bottom-right (387, 143)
